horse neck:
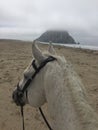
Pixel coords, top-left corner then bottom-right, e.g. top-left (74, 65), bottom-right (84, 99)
top-left (44, 60), bottom-right (82, 130)
top-left (44, 57), bottom-right (98, 130)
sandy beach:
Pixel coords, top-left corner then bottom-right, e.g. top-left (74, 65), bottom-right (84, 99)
top-left (0, 40), bottom-right (98, 130)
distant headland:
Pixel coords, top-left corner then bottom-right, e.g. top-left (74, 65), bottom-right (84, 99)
top-left (36, 30), bottom-right (76, 44)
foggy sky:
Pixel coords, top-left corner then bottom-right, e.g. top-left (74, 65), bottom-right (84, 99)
top-left (0, 0), bottom-right (98, 45)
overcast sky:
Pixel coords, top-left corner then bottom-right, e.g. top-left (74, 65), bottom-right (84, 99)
top-left (0, 0), bottom-right (98, 45)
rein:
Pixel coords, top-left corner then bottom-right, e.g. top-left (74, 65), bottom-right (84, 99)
top-left (16, 56), bottom-right (56, 130)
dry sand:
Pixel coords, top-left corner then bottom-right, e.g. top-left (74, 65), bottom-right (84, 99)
top-left (0, 40), bottom-right (98, 130)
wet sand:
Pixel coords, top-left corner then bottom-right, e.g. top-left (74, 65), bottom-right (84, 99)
top-left (0, 40), bottom-right (98, 130)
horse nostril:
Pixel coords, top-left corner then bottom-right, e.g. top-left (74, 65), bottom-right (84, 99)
top-left (18, 92), bottom-right (23, 98)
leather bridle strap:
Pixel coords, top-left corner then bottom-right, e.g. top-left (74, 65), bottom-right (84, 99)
top-left (20, 106), bottom-right (53, 130)
top-left (21, 106), bottom-right (25, 130)
top-left (21, 56), bottom-right (56, 93)
top-left (19, 56), bottom-right (56, 130)
top-left (39, 107), bottom-right (53, 130)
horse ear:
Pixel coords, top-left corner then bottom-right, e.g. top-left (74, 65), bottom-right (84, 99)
top-left (48, 41), bottom-right (56, 55)
top-left (32, 41), bottom-right (46, 64)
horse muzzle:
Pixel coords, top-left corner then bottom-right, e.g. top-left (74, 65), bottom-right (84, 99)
top-left (12, 89), bottom-right (26, 106)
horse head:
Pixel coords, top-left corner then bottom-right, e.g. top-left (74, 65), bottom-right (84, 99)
top-left (12, 41), bottom-right (56, 107)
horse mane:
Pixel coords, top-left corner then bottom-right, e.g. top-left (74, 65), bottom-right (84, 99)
top-left (55, 54), bottom-right (98, 129)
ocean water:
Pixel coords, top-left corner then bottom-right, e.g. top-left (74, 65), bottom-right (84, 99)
top-left (54, 43), bottom-right (98, 51)
top-left (40, 42), bottom-right (98, 51)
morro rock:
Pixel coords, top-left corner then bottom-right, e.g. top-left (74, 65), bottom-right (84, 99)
top-left (37, 30), bottom-right (76, 44)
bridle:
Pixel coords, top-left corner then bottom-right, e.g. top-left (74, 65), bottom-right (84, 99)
top-left (12, 56), bottom-right (56, 130)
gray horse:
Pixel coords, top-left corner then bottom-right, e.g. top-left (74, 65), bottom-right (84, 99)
top-left (13, 41), bottom-right (98, 130)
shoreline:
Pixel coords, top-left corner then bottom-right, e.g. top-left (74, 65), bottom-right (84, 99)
top-left (0, 39), bottom-right (98, 51)
top-left (37, 41), bottom-right (98, 51)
